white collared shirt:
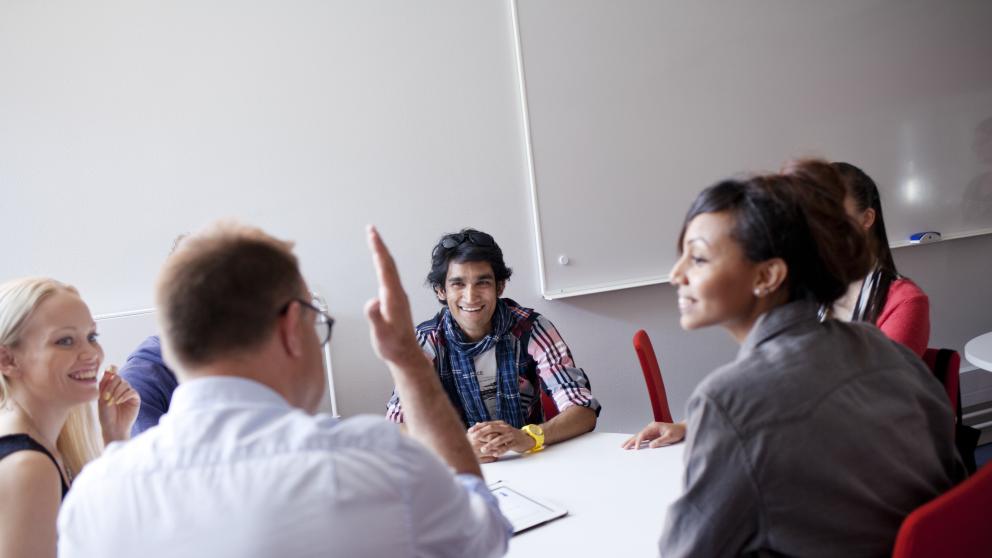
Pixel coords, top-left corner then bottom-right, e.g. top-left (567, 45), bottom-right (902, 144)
top-left (58, 377), bottom-right (510, 558)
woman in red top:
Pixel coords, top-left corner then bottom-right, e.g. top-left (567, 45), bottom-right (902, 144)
top-left (826, 162), bottom-right (930, 357)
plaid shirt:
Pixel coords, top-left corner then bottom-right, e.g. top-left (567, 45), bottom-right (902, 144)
top-left (386, 299), bottom-right (601, 426)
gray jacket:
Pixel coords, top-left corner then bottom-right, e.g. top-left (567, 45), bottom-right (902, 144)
top-left (660, 300), bottom-right (965, 558)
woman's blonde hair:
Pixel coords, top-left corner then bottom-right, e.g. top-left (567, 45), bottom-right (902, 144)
top-left (0, 277), bottom-right (104, 477)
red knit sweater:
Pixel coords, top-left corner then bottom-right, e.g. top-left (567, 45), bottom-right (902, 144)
top-left (876, 278), bottom-right (930, 358)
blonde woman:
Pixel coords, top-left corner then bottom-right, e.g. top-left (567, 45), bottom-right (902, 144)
top-left (0, 277), bottom-right (139, 558)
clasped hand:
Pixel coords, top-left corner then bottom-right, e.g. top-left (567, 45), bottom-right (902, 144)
top-left (468, 421), bottom-right (535, 463)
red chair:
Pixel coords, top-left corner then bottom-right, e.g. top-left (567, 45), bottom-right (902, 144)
top-left (633, 330), bottom-right (673, 423)
top-left (540, 391), bottom-right (559, 420)
top-left (921, 348), bottom-right (959, 411)
top-left (891, 462), bottom-right (992, 558)
top-left (921, 347), bottom-right (979, 473)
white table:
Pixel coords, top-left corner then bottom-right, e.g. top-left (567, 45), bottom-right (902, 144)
top-left (964, 331), bottom-right (992, 371)
top-left (481, 432), bottom-right (684, 557)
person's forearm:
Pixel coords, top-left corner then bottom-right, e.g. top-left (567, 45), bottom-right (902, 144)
top-left (541, 405), bottom-right (596, 446)
top-left (389, 354), bottom-right (482, 477)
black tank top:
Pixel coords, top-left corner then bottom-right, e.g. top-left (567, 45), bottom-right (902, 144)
top-left (0, 434), bottom-right (69, 499)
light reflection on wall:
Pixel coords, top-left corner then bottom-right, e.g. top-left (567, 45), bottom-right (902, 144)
top-left (899, 154), bottom-right (922, 204)
top-left (903, 176), bottom-right (922, 203)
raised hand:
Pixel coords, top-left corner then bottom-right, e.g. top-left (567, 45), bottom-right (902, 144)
top-left (363, 225), bottom-right (430, 369)
top-left (363, 225), bottom-right (482, 477)
top-left (97, 366), bottom-right (140, 444)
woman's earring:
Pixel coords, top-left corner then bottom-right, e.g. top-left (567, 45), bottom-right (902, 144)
top-left (753, 288), bottom-right (763, 297)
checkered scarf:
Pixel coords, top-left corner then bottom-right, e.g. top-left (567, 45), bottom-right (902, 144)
top-left (440, 299), bottom-right (525, 428)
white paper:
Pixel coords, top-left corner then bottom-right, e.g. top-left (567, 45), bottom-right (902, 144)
top-left (489, 481), bottom-right (568, 534)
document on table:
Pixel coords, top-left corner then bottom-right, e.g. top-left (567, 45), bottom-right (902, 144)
top-left (489, 481), bottom-right (568, 534)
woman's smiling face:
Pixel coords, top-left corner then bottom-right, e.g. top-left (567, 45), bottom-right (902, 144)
top-left (6, 289), bottom-right (104, 407)
top-left (670, 211), bottom-right (765, 341)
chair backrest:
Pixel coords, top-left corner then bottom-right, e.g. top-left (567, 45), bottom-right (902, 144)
top-left (891, 462), bottom-right (992, 558)
top-left (540, 391), bottom-right (559, 421)
top-left (632, 329), bottom-right (673, 423)
top-left (921, 347), bottom-right (979, 474)
top-left (921, 348), bottom-right (960, 411)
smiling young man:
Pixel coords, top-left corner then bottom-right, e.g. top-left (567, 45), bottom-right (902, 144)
top-left (385, 229), bottom-right (600, 461)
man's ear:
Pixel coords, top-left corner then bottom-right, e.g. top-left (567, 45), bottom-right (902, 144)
top-left (755, 258), bottom-right (789, 296)
top-left (496, 281), bottom-right (506, 297)
top-left (435, 286), bottom-right (447, 303)
top-left (278, 302), bottom-right (306, 358)
top-left (0, 346), bottom-right (21, 380)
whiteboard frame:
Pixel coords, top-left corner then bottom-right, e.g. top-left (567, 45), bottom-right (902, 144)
top-left (511, 0), bottom-right (551, 301)
top-left (533, 227), bottom-right (992, 301)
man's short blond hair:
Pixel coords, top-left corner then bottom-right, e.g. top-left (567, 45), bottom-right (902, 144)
top-left (156, 221), bottom-right (302, 368)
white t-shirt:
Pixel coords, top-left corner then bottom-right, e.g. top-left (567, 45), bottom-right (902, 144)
top-left (474, 349), bottom-right (499, 417)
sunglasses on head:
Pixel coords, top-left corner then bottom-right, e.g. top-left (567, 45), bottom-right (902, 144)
top-left (439, 231), bottom-right (495, 249)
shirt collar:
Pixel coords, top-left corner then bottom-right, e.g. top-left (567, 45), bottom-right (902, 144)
top-left (738, 299), bottom-right (820, 358)
top-left (168, 376), bottom-right (292, 415)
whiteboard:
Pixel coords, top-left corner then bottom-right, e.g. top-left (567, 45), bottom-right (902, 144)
top-left (513, 0), bottom-right (992, 299)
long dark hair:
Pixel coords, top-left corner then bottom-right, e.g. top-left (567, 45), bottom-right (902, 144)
top-left (678, 172), bottom-right (872, 306)
top-left (831, 162), bottom-right (899, 323)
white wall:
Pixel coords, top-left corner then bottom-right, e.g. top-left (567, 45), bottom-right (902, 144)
top-left (3, 2), bottom-right (991, 435)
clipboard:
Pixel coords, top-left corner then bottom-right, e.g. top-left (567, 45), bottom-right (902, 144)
top-left (488, 481), bottom-right (568, 534)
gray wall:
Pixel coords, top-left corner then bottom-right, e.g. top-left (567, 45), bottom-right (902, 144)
top-left (893, 235), bottom-right (992, 409)
top-left (3, 2), bottom-right (990, 434)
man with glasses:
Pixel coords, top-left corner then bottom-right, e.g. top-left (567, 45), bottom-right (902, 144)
top-left (58, 223), bottom-right (511, 557)
top-left (386, 228), bottom-right (600, 461)
top-left (117, 295), bottom-right (331, 437)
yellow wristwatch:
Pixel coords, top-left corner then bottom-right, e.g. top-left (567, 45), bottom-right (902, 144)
top-left (521, 424), bottom-right (545, 454)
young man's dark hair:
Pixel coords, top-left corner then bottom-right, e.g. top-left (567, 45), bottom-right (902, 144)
top-left (426, 229), bottom-right (512, 301)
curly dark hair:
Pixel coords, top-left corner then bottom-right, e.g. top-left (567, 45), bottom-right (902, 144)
top-left (426, 228), bottom-right (512, 303)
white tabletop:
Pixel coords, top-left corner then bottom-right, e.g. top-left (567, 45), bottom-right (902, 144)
top-left (964, 331), bottom-right (992, 372)
top-left (481, 432), bottom-right (684, 557)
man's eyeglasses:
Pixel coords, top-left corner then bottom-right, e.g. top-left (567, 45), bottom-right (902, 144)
top-left (439, 231), bottom-right (496, 250)
top-left (279, 298), bottom-right (334, 346)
